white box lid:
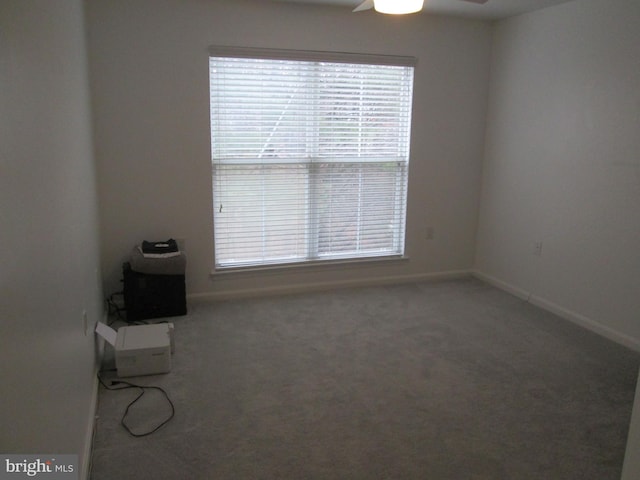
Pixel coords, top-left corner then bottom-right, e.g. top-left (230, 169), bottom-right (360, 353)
top-left (116, 323), bottom-right (171, 351)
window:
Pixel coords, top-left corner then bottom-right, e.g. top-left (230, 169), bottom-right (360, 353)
top-left (209, 47), bottom-right (415, 270)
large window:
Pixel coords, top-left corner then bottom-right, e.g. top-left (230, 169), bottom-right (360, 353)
top-left (209, 47), bottom-right (415, 269)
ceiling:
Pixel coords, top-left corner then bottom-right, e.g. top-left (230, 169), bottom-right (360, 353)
top-left (268, 0), bottom-right (577, 20)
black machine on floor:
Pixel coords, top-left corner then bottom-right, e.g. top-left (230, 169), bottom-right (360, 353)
top-left (122, 239), bottom-right (187, 321)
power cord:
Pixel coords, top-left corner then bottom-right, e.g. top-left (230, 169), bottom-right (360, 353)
top-left (106, 292), bottom-right (126, 324)
top-left (98, 374), bottom-right (175, 437)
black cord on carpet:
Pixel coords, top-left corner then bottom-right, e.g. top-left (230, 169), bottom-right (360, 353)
top-left (98, 374), bottom-right (175, 437)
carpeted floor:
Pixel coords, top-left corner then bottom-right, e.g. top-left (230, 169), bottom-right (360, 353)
top-left (90, 278), bottom-right (639, 479)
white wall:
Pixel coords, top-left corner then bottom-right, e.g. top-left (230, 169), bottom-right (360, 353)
top-left (0, 0), bottom-right (103, 475)
top-left (85, 0), bottom-right (492, 298)
top-left (475, 0), bottom-right (640, 346)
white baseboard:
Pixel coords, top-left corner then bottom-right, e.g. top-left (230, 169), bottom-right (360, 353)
top-left (189, 270), bottom-right (472, 303)
top-left (472, 270), bottom-right (640, 352)
top-left (80, 368), bottom-right (100, 480)
top-left (471, 271), bottom-right (531, 301)
top-left (80, 311), bottom-right (107, 480)
top-left (528, 294), bottom-right (640, 352)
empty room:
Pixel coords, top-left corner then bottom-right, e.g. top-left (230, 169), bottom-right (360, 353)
top-left (1, 0), bottom-right (639, 478)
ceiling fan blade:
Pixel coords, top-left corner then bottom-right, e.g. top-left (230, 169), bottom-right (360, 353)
top-left (459, 0), bottom-right (489, 4)
top-left (353, 0), bottom-right (374, 12)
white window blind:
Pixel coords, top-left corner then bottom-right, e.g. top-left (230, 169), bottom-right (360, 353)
top-left (209, 48), bottom-right (414, 269)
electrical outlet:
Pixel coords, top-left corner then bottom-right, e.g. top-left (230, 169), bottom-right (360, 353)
top-left (533, 241), bottom-right (543, 256)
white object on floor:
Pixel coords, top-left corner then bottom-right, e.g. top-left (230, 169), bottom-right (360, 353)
top-left (96, 322), bottom-right (173, 377)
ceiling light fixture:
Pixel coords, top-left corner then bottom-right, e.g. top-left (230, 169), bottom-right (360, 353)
top-left (374, 0), bottom-right (424, 14)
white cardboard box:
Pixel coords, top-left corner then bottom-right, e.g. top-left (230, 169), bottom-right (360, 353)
top-left (96, 321), bottom-right (175, 377)
top-left (110, 323), bottom-right (172, 377)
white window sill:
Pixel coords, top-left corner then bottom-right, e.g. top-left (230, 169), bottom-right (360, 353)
top-left (210, 255), bottom-right (409, 277)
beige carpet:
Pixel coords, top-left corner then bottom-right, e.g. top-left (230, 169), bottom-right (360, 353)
top-left (91, 278), bottom-right (639, 479)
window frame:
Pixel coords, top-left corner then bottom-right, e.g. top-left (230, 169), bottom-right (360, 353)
top-left (209, 46), bottom-right (416, 272)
